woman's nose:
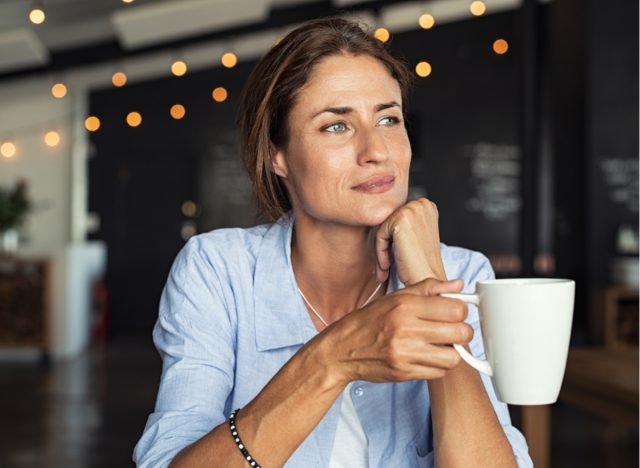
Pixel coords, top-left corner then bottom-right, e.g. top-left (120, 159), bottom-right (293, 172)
top-left (356, 127), bottom-right (390, 165)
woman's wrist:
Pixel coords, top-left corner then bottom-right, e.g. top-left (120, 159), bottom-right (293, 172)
top-left (302, 328), bottom-right (352, 391)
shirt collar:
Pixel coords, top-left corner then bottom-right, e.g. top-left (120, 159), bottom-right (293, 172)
top-left (253, 212), bottom-right (315, 351)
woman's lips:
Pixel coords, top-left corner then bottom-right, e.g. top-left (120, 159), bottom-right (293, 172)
top-left (352, 175), bottom-right (395, 193)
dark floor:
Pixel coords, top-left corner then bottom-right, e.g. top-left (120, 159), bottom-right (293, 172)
top-left (0, 338), bottom-right (637, 468)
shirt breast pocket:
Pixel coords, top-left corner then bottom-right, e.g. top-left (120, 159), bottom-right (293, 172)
top-left (412, 445), bottom-right (434, 468)
top-left (407, 419), bottom-right (433, 468)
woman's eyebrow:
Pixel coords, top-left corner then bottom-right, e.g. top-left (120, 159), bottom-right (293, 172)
top-left (311, 101), bottom-right (401, 119)
top-left (375, 101), bottom-right (401, 112)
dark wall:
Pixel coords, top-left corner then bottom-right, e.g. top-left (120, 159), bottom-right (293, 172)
top-left (547, 0), bottom-right (638, 343)
top-left (585, 0), bottom-right (639, 286)
top-left (89, 61), bottom-right (258, 335)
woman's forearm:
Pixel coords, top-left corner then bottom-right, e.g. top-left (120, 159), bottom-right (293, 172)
top-left (429, 361), bottom-right (517, 468)
top-left (170, 335), bottom-right (345, 467)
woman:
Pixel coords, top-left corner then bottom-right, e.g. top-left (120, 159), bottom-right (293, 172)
top-left (134, 18), bottom-right (532, 467)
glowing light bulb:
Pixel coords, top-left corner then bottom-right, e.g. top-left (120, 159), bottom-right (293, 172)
top-left (415, 61), bottom-right (432, 77)
top-left (212, 87), bottom-right (228, 102)
top-left (126, 112), bottom-right (142, 127)
top-left (51, 83), bottom-right (67, 98)
top-left (419, 14), bottom-right (435, 29)
top-left (29, 7), bottom-right (45, 25)
top-left (0, 141), bottom-right (16, 158)
top-left (493, 39), bottom-right (509, 55)
top-left (112, 71), bottom-right (128, 87)
top-left (85, 116), bottom-right (101, 132)
top-left (44, 131), bottom-right (60, 147)
top-left (374, 28), bottom-right (390, 43)
top-left (221, 53), bottom-right (237, 68)
top-left (470, 1), bottom-right (486, 16)
top-left (170, 104), bottom-right (186, 120)
top-left (171, 60), bottom-right (187, 76)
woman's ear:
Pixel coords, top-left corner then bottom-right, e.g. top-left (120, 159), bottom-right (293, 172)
top-left (270, 142), bottom-right (289, 179)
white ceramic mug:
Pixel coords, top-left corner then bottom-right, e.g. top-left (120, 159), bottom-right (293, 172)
top-left (443, 278), bottom-right (575, 405)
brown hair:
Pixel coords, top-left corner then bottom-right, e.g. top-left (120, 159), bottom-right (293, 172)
top-left (237, 17), bottom-right (413, 221)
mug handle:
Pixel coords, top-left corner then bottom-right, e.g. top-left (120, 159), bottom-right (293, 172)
top-left (441, 293), bottom-right (493, 377)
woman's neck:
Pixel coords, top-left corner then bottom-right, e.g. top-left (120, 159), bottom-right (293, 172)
top-left (291, 215), bottom-right (383, 323)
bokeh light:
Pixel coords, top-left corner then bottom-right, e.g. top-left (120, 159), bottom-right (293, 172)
top-left (51, 83), bottom-right (67, 98)
top-left (181, 200), bottom-right (198, 217)
top-left (126, 112), bottom-right (142, 127)
top-left (170, 104), bottom-right (186, 120)
top-left (171, 60), bottom-right (188, 77)
top-left (415, 61), bottom-right (432, 77)
top-left (112, 71), bottom-right (128, 87)
top-left (29, 7), bottom-right (45, 25)
top-left (44, 131), bottom-right (60, 147)
top-left (374, 28), bottom-right (390, 43)
top-left (419, 14), bottom-right (435, 30)
top-left (493, 39), bottom-right (509, 55)
top-left (84, 116), bottom-right (101, 132)
top-left (470, 1), bottom-right (486, 16)
top-left (212, 87), bottom-right (228, 102)
top-left (0, 141), bottom-right (16, 158)
top-left (221, 53), bottom-right (237, 68)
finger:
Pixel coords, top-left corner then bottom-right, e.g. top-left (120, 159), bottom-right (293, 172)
top-left (386, 294), bottom-right (469, 323)
top-left (427, 278), bottom-right (464, 295)
top-left (416, 296), bottom-right (469, 323)
top-left (397, 278), bottom-right (464, 297)
top-left (392, 317), bottom-right (473, 345)
top-left (377, 344), bottom-right (458, 381)
top-left (376, 263), bottom-right (390, 283)
top-left (404, 343), bottom-right (464, 370)
top-left (414, 321), bottom-right (474, 345)
top-left (375, 220), bottom-right (395, 270)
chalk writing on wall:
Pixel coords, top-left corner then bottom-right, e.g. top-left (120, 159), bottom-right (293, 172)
top-left (199, 128), bottom-right (257, 228)
top-left (463, 142), bottom-right (521, 222)
top-left (599, 156), bottom-right (639, 213)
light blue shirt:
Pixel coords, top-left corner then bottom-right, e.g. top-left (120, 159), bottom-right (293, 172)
top-left (134, 214), bottom-right (533, 467)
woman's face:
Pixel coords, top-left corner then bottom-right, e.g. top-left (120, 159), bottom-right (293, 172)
top-left (272, 53), bottom-right (411, 227)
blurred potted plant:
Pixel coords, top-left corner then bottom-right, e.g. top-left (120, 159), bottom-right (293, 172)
top-left (0, 180), bottom-right (31, 253)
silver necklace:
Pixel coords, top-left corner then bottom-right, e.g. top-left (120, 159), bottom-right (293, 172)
top-left (298, 281), bottom-right (384, 328)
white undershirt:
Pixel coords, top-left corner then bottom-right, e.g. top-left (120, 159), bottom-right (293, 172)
top-left (328, 383), bottom-right (369, 467)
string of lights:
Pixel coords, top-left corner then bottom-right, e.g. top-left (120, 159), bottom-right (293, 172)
top-left (3, 1), bottom-right (509, 162)
top-left (28, 0), bottom-right (137, 26)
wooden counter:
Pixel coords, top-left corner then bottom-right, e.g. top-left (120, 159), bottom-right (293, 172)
top-left (0, 256), bottom-right (50, 352)
top-left (520, 346), bottom-right (639, 468)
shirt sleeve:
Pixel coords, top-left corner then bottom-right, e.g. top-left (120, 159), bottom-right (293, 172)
top-left (133, 236), bottom-right (236, 467)
top-left (464, 254), bottom-right (534, 468)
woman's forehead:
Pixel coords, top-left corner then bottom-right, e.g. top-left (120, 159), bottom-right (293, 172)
top-left (295, 54), bottom-right (402, 109)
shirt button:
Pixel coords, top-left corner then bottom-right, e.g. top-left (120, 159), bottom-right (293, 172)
top-left (354, 386), bottom-right (364, 397)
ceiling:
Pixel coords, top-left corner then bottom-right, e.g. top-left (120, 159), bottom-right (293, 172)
top-left (0, 0), bottom-right (522, 85)
top-left (0, 0), bottom-right (341, 77)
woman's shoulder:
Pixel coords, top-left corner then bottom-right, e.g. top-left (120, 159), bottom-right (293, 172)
top-left (440, 243), bottom-right (489, 264)
top-left (440, 243), bottom-right (494, 286)
top-left (193, 223), bottom-right (271, 248)
top-left (181, 222), bottom-right (274, 266)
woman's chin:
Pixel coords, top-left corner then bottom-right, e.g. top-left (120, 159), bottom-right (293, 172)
top-left (358, 201), bottom-right (403, 226)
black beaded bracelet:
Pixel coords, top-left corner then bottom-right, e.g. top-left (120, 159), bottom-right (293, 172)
top-left (229, 409), bottom-right (262, 468)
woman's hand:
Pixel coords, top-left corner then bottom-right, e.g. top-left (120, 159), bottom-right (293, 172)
top-left (375, 198), bottom-right (446, 285)
top-left (322, 277), bottom-right (472, 384)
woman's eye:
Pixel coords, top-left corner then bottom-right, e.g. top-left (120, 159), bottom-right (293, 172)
top-left (323, 122), bottom-right (347, 133)
top-left (378, 116), bottom-right (400, 126)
